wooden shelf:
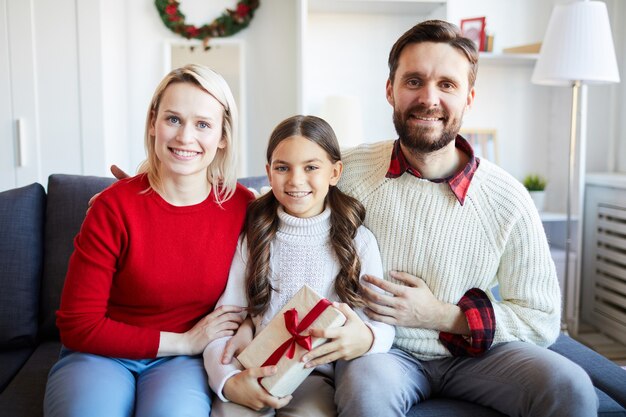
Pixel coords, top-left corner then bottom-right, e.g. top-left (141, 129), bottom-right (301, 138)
top-left (479, 52), bottom-right (538, 66)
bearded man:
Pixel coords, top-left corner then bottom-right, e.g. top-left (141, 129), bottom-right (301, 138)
top-left (329, 19), bottom-right (598, 417)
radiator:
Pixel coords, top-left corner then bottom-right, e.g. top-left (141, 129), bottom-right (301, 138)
top-left (582, 175), bottom-right (626, 345)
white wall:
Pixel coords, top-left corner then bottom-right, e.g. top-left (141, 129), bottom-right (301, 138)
top-left (610, 0), bottom-right (626, 173)
top-left (101, 0), bottom-right (131, 175)
top-left (76, 0), bottom-right (106, 176)
top-left (449, 0), bottom-right (621, 213)
top-left (91, 0), bottom-right (624, 204)
top-left (302, 12), bottom-right (443, 144)
top-left (581, 0), bottom-right (622, 175)
top-left (463, 63), bottom-right (555, 181)
top-left (5, 0), bottom-right (618, 204)
top-left (120, 0), bottom-right (297, 177)
top-left (294, 0), bottom-right (577, 211)
top-left (33, 0), bottom-right (83, 178)
top-left (241, 2), bottom-right (299, 176)
top-left (448, 0), bottom-right (568, 211)
top-left (0, 0), bottom-right (13, 191)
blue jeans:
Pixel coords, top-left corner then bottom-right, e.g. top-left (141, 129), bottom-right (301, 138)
top-left (335, 343), bottom-right (598, 417)
top-left (44, 348), bottom-right (211, 417)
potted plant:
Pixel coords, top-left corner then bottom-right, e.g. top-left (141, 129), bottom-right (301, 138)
top-left (523, 174), bottom-right (547, 211)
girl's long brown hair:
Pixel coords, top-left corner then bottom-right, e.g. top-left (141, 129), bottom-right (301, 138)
top-left (245, 115), bottom-right (366, 315)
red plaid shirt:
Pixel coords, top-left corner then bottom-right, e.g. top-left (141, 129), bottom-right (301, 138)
top-left (439, 289), bottom-right (495, 357)
top-left (386, 137), bottom-right (496, 356)
top-left (386, 136), bottom-right (478, 205)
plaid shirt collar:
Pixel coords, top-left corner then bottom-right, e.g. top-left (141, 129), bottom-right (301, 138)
top-left (385, 136), bottom-right (479, 206)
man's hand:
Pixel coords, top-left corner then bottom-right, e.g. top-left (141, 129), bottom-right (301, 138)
top-left (223, 367), bottom-right (292, 410)
top-left (222, 316), bottom-right (254, 364)
top-left (361, 271), bottom-right (469, 335)
top-left (301, 302), bottom-right (373, 367)
top-left (87, 165), bottom-right (131, 209)
top-left (110, 164), bottom-right (129, 180)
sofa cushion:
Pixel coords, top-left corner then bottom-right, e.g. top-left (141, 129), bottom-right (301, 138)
top-left (238, 175), bottom-right (269, 193)
top-left (549, 333), bottom-right (626, 409)
top-left (39, 175), bottom-right (115, 340)
top-left (0, 341), bottom-right (61, 417)
top-left (596, 388), bottom-right (626, 417)
top-left (0, 183), bottom-right (46, 349)
top-left (0, 347), bottom-right (35, 393)
top-left (405, 389), bottom-right (625, 417)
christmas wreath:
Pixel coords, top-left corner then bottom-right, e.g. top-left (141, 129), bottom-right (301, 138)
top-left (155, 0), bottom-right (260, 42)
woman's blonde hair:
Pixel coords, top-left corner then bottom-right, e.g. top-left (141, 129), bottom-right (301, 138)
top-left (138, 64), bottom-right (239, 204)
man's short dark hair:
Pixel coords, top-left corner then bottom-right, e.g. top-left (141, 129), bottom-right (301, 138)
top-left (388, 20), bottom-right (479, 88)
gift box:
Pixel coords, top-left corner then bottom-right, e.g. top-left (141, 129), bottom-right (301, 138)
top-left (237, 284), bottom-right (346, 398)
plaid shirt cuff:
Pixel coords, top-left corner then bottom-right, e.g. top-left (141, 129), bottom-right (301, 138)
top-left (439, 288), bottom-right (495, 357)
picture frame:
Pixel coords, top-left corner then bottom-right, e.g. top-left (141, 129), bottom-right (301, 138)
top-left (460, 17), bottom-right (486, 52)
top-left (460, 128), bottom-right (498, 164)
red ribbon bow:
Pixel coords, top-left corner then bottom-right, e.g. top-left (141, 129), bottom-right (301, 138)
top-left (261, 298), bottom-right (332, 367)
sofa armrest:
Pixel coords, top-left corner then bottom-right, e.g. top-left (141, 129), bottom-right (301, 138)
top-left (549, 333), bottom-right (626, 408)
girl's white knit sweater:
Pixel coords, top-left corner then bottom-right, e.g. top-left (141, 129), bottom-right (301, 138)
top-left (204, 207), bottom-right (395, 400)
top-left (338, 140), bottom-right (561, 360)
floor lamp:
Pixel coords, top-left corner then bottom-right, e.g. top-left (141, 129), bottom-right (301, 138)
top-left (531, 0), bottom-right (620, 334)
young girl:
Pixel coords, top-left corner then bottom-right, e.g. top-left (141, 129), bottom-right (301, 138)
top-left (203, 115), bottom-right (394, 416)
top-left (44, 64), bottom-right (254, 417)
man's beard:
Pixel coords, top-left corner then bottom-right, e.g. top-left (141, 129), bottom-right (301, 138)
top-left (393, 105), bottom-right (462, 153)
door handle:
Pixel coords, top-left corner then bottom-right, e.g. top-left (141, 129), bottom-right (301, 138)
top-left (16, 118), bottom-right (26, 167)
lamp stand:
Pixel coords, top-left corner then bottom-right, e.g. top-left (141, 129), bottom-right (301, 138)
top-left (531, 0), bottom-right (619, 336)
top-left (563, 80), bottom-right (582, 335)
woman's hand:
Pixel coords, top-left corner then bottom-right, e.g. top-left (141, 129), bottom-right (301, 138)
top-left (158, 305), bottom-right (245, 356)
top-left (222, 316), bottom-right (254, 364)
top-left (301, 302), bottom-right (374, 367)
top-left (222, 367), bottom-right (292, 410)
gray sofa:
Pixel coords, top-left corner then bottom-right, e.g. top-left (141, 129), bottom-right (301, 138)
top-left (1, 173), bottom-right (625, 417)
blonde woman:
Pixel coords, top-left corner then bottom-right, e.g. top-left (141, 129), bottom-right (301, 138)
top-left (44, 65), bottom-right (254, 417)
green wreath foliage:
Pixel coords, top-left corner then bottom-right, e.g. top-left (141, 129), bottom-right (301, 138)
top-left (155, 0), bottom-right (260, 41)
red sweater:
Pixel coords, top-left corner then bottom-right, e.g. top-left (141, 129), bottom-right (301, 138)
top-left (57, 174), bottom-right (253, 359)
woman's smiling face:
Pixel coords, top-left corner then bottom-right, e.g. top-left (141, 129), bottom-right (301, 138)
top-left (150, 82), bottom-right (225, 183)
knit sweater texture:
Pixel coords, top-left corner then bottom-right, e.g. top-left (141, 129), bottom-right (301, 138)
top-left (204, 206), bottom-right (395, 400)
top-left (338, 140), bottom-right (561, 360)
top-left (56, 174), bottom-right (252, 359)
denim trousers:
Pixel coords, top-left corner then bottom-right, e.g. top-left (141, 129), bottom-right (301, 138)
top-left (335, 342), bottom-right (598, 417)
top-left (43, 348), bottom-right (211, 417)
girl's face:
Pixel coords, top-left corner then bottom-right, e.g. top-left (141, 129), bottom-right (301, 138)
top-left (266, 136), bottom-right (342, 218)
top-left (149, 82), bottom-right (225, 184)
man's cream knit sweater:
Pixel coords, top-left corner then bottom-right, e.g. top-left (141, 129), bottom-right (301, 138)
top-left (339, 140), bottom-right (561, 360)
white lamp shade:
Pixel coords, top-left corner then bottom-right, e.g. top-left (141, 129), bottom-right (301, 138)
top-left (321, 95), bottom-right (364, 148)
top-left (532, 0), bottom-right (620, 86)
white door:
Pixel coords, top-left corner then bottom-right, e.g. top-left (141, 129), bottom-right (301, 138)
top-left (0, 0), bottom-right (86, 192)
top-left (0, 0), bottom-right (40, 191)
